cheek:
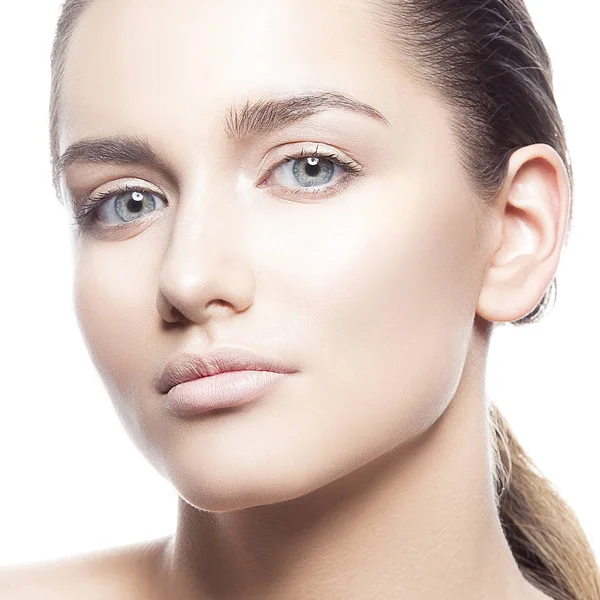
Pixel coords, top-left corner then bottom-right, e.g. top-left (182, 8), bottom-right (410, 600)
top-left (73, 240), bottom-right (160, 441)
top-left (288, 178), bottom-right (482, 450)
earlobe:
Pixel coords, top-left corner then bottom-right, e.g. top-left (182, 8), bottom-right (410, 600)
top-left (476, 143), bottom-right (571, 324)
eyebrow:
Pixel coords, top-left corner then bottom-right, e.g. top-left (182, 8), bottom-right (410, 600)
top-left (56, 90), bottom-right (390, 179)
top-left (224, 90), bottom-right (390, 139)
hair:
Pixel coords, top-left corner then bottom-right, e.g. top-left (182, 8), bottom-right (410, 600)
top-left (49, 1), bottom-right (599, 598)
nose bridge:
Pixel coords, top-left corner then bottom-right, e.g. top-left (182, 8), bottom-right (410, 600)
top-left (176, 176), bottom-right (239, 249)
top-left (157, 175), bottom-right (251, 322)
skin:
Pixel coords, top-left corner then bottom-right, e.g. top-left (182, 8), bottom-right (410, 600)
top-left (2, 0), bottom-right (570, 598)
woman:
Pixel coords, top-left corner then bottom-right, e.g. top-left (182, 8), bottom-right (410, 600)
top-left (2, 0), bottom-right (599, 598)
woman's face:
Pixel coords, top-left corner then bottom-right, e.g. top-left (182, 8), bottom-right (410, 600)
top-left (60, 0), bottom-right (490, 511)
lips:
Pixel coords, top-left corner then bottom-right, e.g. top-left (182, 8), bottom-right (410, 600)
top-left (156, 346), bottom-right (297, 394)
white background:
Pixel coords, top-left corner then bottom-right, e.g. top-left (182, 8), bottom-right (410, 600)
top-left (0, 1), bottom-right (597, 567)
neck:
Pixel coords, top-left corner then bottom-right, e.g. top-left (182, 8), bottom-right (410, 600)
top-left (159, 336), bottom-right (531, 600)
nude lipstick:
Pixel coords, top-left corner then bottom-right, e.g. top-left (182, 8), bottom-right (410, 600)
top-left (157, 346), bottom-right (296, 417)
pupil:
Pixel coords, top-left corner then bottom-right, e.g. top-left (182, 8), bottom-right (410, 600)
top-left (128, 192), bottom-right (145, 213)
top-left (305, 159), bottom-right (320, 176)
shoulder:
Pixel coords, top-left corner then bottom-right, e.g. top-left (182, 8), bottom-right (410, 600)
top-left (0, 536), bottom-right (171, 600)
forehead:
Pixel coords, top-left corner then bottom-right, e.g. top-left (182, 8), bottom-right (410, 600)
top-left (59, 0), bottom-right (426, 145)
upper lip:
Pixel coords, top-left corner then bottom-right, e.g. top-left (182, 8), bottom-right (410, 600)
top-left (157, 346), bottom-right (297, 394)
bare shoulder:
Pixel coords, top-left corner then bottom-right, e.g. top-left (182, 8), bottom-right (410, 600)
top-left (0, 536), bottom-right (171, 600)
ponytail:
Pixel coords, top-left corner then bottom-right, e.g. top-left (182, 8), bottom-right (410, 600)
top-left (490, 403), bottom-right (600, 600)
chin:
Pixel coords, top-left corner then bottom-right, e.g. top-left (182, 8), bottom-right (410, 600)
top-left (158, 437), bottom-right (367, 514)
top-left (171, 476), bottom-right (324, 514)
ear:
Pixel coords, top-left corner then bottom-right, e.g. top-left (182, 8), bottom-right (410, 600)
top-left (477, 143), bottom-right (571, 323)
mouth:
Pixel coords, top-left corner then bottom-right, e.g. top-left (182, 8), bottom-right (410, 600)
top-left (162, 369), bottom-right (291, 417)
top-left (157, 345), bottom-right (298, 394)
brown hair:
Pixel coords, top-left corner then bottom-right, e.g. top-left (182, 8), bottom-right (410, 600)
top-left (49, 1), bottom-right (600, 598)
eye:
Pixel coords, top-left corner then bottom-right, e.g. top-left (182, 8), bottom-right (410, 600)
top-left (98, 188), bottom-right (164, 224)
top-left (74, 184), bottom-right (167, 231)
top-left (260, 146), bottom-right (364, 198)
top-left (275, 156), bottom-right (337, 187)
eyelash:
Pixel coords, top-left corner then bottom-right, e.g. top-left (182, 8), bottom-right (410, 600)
top-left (72, 146), bottom-right (365, 232)
top-left (72, 182), bottom-right (157, 233)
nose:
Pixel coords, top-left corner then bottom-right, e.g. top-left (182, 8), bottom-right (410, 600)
top-left (156, 184), bottom-right (255, 325)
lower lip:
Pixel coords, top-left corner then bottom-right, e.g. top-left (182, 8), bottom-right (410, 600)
top-left (164, 370), bottom-right (289, 417)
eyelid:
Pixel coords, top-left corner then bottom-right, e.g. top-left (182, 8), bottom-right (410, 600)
top-left (258, 142), bottom-right (361, 179)
top-left (257, 143), bottom-right (365, 197)
top-left (72, 182), bottom-right (167, 233)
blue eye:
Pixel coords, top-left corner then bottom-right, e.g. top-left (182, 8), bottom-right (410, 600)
top-left (262, 146), bottom-right (364, 199)
top-left (74, 184), bottom-right (167, 231)
top-left (103, 189), bottom-right (162, 223)
top-left (290, 156), bottom-right (336, 187)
